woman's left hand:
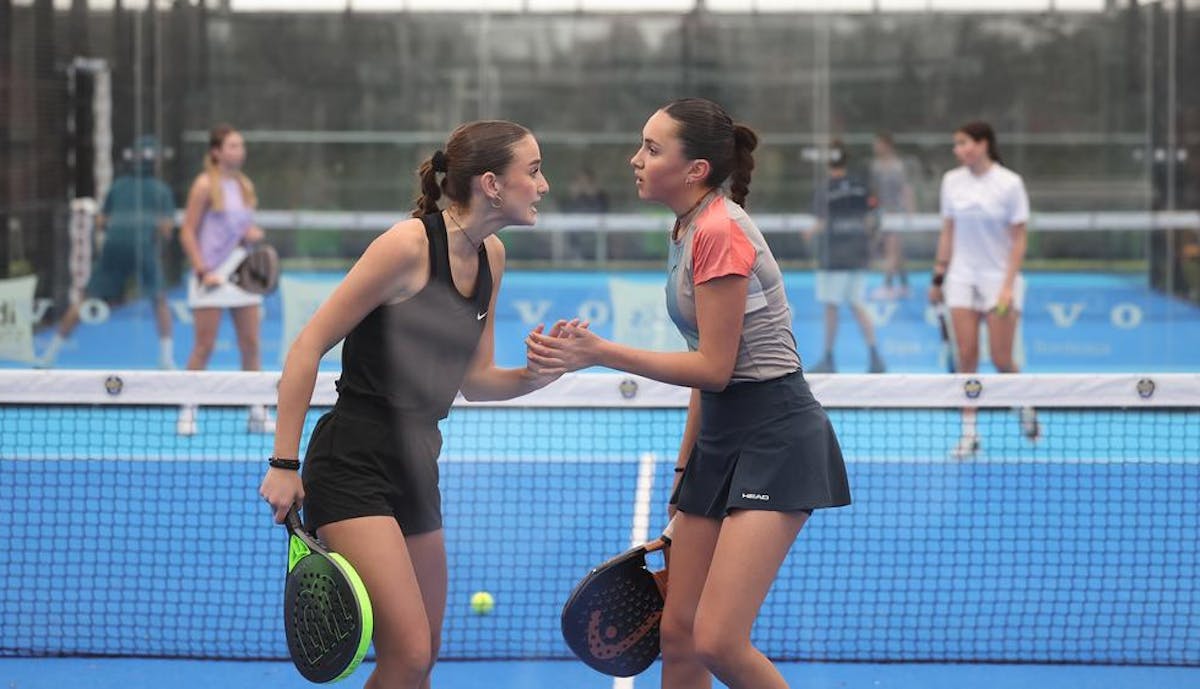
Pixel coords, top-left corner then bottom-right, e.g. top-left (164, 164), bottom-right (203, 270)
top-left (994, 285), bottom-right (1013, 316)
top-left (526, 319), bottom-right (601, 373)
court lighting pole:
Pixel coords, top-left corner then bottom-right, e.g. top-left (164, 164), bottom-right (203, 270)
top-left (0, 0), bottom-right (11, 276)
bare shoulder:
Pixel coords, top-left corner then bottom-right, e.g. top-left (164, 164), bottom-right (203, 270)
top-left (367, 218), bottom-right (428, 268)
top-left (189, 173), bottom-right (211, 195)
top-left (483, 233), bottom-right (507, 279)
top-left (484, 233), bottom-right (506, 261)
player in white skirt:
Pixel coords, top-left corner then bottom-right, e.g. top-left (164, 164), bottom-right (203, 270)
top-left (929, 121), bottom-right (1039, 457)
top-left (177, 124), bottom-right (273, 436)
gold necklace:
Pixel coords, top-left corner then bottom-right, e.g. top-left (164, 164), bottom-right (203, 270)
top-left (446, 209), bottom-right (483, 251)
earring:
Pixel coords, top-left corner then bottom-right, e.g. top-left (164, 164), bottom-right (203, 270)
top-left (686, 179), bottom-right (693, 186)
top-left (490, 195), bottom-right (504, 209)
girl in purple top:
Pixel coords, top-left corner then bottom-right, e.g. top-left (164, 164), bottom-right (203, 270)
top-left (177, 124), bottom-right (272, 435)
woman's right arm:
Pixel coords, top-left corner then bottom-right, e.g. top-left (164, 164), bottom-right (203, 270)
top-left (260, 220), bottom-right (427, 523)
top-left (179, 176), bottom-right (212, 281)
top-left (928, 218), bottom-right (954, 304)
top-left (668, 388), bottom-right (701, 520)
top-left (930, 175), bottom-right (957, 304)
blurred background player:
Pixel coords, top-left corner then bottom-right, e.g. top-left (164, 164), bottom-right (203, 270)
top-left (806, 141), bottom-right (886, 374)
top-left (177, 124), bottom-right (272, 435)
top-left (929, 121), bottom-right (1039, 457)
top-left (869, 131), bottom-right (915, 300)
top-left (37, 135), bottom-right (177, 370)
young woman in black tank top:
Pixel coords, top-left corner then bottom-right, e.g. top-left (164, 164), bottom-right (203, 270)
top-left (260, 121), bottom-right (568, 689)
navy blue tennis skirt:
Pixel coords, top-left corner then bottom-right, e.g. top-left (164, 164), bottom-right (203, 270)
top-left (671, 370), bottom-right (851, 518)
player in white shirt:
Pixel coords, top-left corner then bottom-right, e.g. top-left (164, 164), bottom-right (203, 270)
top-left (928, 121), bottom-right (1039, 457)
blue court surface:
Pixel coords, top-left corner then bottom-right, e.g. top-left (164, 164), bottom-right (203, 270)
top-left (17, 270), bottom-right (1200, 372)
top-left (4, 269), bottom-right (1197, 688)
top-left (1, 658), bottom-right (1197, 689)
top-left (2, 400), bottom-right (1197, 687)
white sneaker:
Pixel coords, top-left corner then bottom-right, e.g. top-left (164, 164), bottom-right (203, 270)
top-left (1019, 407), bottom-right (1041, 442)
top-left (177, 405), bottom-right (198, 436)
top-left (248, 405), bottom-right (276, 434)
top-left (950, 434), bottom-right (980, 459)
top-left (158, 356), bottom-right (178, 370)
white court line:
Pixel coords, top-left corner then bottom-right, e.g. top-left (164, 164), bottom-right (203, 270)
top-left (614, 451), bottom-right (658, 689)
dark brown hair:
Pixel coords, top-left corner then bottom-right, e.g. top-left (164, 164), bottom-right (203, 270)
top-left (413, 120), bottom-right (532, 217)
top-left (661, 98), bottom-right (758, 207)
top-left (957, 121), bottom-right (1002, 164)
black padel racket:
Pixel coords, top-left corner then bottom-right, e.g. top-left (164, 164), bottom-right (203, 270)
top-left (284, 508), bottom-right (373, 683)
top-left (561, 535), bottom-right (670, 677)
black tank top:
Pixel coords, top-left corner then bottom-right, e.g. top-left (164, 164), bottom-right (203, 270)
top-left (336, 212), bottom-right (492, 420)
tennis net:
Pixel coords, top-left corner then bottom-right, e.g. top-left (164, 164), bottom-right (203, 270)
top-left (1, 370), bottom-right (1197, 665)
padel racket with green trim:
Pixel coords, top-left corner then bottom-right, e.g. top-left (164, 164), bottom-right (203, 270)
top-left (284, 508), bottom-right (373, 683)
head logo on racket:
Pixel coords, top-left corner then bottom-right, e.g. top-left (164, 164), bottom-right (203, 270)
top-left (561, 534), bottom-right (669, 677)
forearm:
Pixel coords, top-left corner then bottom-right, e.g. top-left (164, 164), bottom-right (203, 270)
top-left (597, 340), bottom-right (729, 392)
top-left (933, 223), bottom-right (954, 274)
top-left (1004, 227), bottom-right (1027, 287)
top-left (272, 343), bottom-right (321, 460)
top-left (460, 366), bottom-right (544, 402)
top-left (179, 227), bottom-right (206, 272)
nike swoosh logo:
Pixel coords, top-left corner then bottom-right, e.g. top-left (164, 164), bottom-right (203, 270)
top-left (585, 608), bottom-right (661, 659)
top-left (476, 312), bottom-right (487, 320)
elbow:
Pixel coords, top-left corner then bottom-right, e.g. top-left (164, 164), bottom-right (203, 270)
top-left (698, 369), bottom-right (733, 393)
top-left (458, 372), bottom-right (490, 402)
top-left (284, 332), bottom-right (325, 370)
top-left (693, 353), bottom-right (735, 392)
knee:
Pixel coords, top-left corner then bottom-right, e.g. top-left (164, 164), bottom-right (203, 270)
top-left (957, 347), bottom-right (978, 371)
top-left (659, 612), bottom-right (696, 663)
top-left (691, 619), bottom-right (748, 676)
top-left (374, 636), bottom-right (432, 689)
top-left (237, 330), bottom-right (260, 351)
top-left (190, 339), bottom-right (215, 361)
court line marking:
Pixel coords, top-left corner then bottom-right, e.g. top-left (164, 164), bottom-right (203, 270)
top-left (614, 451), bottom-right (658, 689)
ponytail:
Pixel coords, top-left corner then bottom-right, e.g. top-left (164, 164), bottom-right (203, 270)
top-left (204, 153), bottom-right (224, 211)
top-left (988, 140), bottom-right (1003, 165)
top-left (729, 124), bottom-right (758, 207)
top-left (411, 122), bottom-right (531, 218)
top-left (413, 149), bottom-right (446, 217)
top-left (661, 98), bottom-right (758, 207)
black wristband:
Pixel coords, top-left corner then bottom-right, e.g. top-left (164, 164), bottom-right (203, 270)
top-left (931, 273), bottom-right (945, 287)
top-left (674, 467), bottom-right (686, 473)
top-left (268, 457), bottom-right (300, 470)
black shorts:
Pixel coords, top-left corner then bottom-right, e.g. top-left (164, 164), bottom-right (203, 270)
top-left (671, 371), bottom-right (851, 519)
top-left (301, 392), bottom-right (444, 536)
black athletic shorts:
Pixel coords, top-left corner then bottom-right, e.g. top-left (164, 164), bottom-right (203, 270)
top-left (301, 392), bottom-right (444, 536)
top-left (671, 370), bottom-right (851, 518)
